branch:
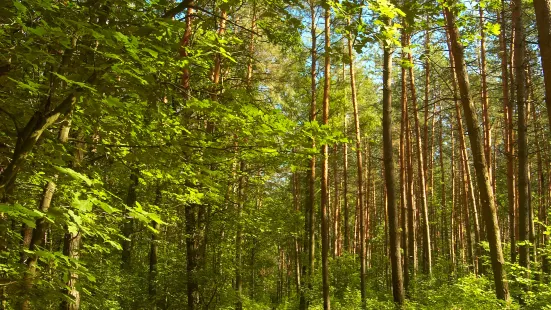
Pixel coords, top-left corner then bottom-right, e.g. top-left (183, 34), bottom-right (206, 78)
top-left (163, 0), bottom-right (194, 19)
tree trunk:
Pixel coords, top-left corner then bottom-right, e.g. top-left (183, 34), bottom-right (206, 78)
top-left (533, 0), bottom-right (551, 129)
top-left (148, 188), bottom-right (161, 309)
top-left (300, 3), bottom-right (317, 309)
top-left (320, 6), bottom-right (331, 309)
top-left (122, 172), bottom-right (138, 269)
top-left (450, 123), bottom-right (456, 275)
top-left (347, 19), bottom-right (366, 307)
top-left (444, 16), bottom-right (481, 273)
top-left (235, 160), bottom-right (245, 310)
top-left (513, 0), bottom-right (530, 275)
top-left (382, 20), bottom-right (405, 304)
top-left (400, 29), bottom-right (410, 292)
top-left (444, 3), bottom-right (509, 301)
top-left (405, 77), bottom-right (418, 284)
top-left (407, 36), bottom-right (432, 276)
top-left (21, 181), bottom-right (57, 310)
top-left (497, 4), bottom-right (517, 264)
top-left (292, 172), bottom-right (301, 294)
top-left (343, 119), bottom-right (350, 253)
top-left (479, 6), bottom-right (492, 183)
top-left (332, 144), bottom-right (340, 257)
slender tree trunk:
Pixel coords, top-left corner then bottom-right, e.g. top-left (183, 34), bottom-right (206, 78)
top-left (444, 17), bottom-right (481, 273)
top-left (405, 85), bottom-right (418, 284)
top-left (343, 119), bottom-right (350, 253)
top-left (148, 187), bottom-right (161, 310)
top-left (347, 19), bottom-right (365, 307)
top-left (407, 37), bottom-right (432, 276)
top-left (180, 5), bottom-right (194, 93)
top-left (235, 160), bottom-right (245, 310)
top-left (21, 181), bottom-right (57, 310)
top-left (400, 29), bottom-right (410, 292)
top-left (293, 172), bottom-right (301, 293)
top-left (300, 3), bottom-right (317, 309)
top-left (532, 0), bottom-right (551, 129)
top-left (320, 6), bottom-right (331, 309)
top-left (513, 0), bottom-right (530, 275)
top-left (332, 145), bottom-right (340, 257)
top-left (122, 172), bottom-right (138, 269)
top-left (444, 3), bottom-right (509, 301)
top-left (439, 108), bottom-right (447, 269)
top-left (382, 20), bottom-right (405, 304)
top-left (497, 5), bottom-right (517, 263)
top-left (450, 123), bottom-right (456, 275)
top-left (479, 6), bottom-right (492, 182)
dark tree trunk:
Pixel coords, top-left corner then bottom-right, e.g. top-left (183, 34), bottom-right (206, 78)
top-left (382, 20), bottom-right (405, 304)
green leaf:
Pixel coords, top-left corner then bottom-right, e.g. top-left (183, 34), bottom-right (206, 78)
top-left (14, 1), bottom-right (27, 13)
top-left (54, 166), bottom-right (92, 186)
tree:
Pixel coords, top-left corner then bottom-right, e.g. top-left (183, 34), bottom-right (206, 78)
top-left (443, 0), bottom-right (510, 301)
top-left (320, 3), bottom-right (332, 309)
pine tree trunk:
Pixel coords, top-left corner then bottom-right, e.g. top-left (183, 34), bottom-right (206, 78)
top-left (513, 0), bottom-right (530, 275)
top-left (479, 6), bottom-right (492, 183)
top-left (532, 0), bottom-right (551, 129)
top-left (332, 145), bottom-right (340, 257)
top-left (444, 3), bottom-right (510, 300)
top-left (320, 7), bottom-right (331, 309)
top-left (343, 120), bottom-right (350, 253)
top-left (347, 20), bottom-right (366, 307)
top-left (405, 86), bottom-right (418, 283)
top-left (382, 20), bottom-right (405, 304)
top-left (450, 123), bottom-right (456, 274)
top-left (444, 18), bottom-right (481, 273)
top-left (400, 29), bottom-right (410, 292)
top-left (407, 37), bottom-right (432, 276)
top-left (235, 160), bottom-right (245, 310)
top-left (300, 3), bottom-right (317, 309)
top-left (497, 5), bottom-right (517, 263)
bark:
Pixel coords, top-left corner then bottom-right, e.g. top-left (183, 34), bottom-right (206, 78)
top-left (343, 120), bottom-right (350, 253)
top-left (405, 76), bottom-right (418, 282)
top-left (533, 0), bottom-right (551, 129)
top-left (450, 123), bottom-right (456, 274)
top-left (148, 188), bottom-right (161, 309)
top-left (444, 3), bottom-right (509, 301)
top-left (185, 202), bottom-right (199, 310)
top-left (235, 160), bottom-right (245, 310)
top-left (513, 0), bottom-right (530, 274)
top-left (439, 108), bottom-right (446, 268)
top-left (497, 4), bottom-right (517, 264)
top-left (382, 22), bottom-right (405, 304)
top-left (21, 181), bottom-right (57, 310)
top-left (332, 145), bottom-right (340, 257)
top-left (0, 38), bottom-right (83, 195)
top-left (407, 36), bottom-right (432, 276)
top-left (400, 29), bottom-right (409, 291)
top-left (180, 4), bottom-right (194, 93)
top-left (444, 17), bottom-right (481, 273)
top-left (61, 230), bottom-right (81, 310)
top-left (58, 118), bottom-right (83, 310)
top-left (0, 93), bottom-right (77, 195)
top-left (320, 6), bottom-right (331, 309)
top-left (292, 172), bottom-right (301, 293)
top-left (300, 3), bottom-right (317, 309)
top-left (347, 19), bottom-right (365, 307)
top-left (121, 172), bottom-right (138, 269)
top-left (479, 6), bottom-right (492, 180)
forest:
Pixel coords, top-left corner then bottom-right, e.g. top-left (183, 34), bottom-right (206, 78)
top-left (1, 0), bottom-right (551, 309)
